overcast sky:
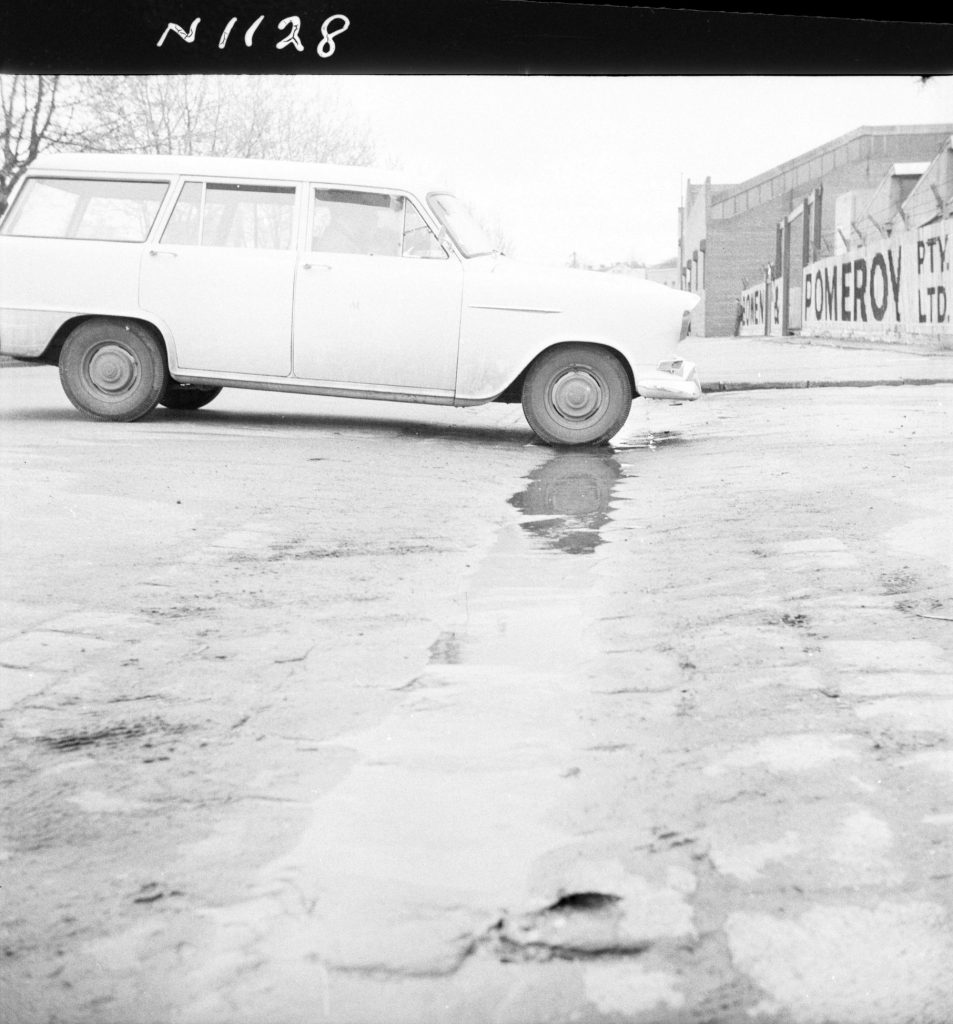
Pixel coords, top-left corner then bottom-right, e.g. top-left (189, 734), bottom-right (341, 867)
top-left (327, 75), bottom-right (953, 266)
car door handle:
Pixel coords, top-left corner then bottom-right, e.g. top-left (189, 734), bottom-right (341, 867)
top-left (148, 249), bottom-right (178, 258)
top-left (302, 262), bottom-right (332, 271)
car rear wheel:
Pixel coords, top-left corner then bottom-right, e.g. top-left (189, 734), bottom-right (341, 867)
top-left (521, 344), bottom-right (632, 446)
top-left (59, 318), bottom-right (168, 422)
top-left (160, 384), bottom-right (222, 411)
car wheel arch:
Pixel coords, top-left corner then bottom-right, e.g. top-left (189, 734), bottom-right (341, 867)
top-left (45, 314), bottom-right (172, 371)
top-left (493, 340), bottom-right (637, 404)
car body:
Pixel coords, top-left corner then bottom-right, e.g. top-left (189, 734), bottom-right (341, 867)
top-left (0, 153), bottom-right (701, 444)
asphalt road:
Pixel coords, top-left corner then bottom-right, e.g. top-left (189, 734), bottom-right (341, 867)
top-left (1, 368), bottom-right (952, 1024)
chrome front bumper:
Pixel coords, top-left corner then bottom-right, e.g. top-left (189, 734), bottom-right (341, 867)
top-left (637, 358), bottom-right (702, 402)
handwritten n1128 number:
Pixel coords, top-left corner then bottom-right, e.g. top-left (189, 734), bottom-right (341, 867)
top-left (158, 14), bottom-right (350, 57)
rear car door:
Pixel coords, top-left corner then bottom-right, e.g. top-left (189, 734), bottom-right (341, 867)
top-left (139, 178), bottom-right (300, 377)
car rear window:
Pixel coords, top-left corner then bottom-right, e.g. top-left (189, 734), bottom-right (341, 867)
top-left (0, 177), bottom-right (169, 242)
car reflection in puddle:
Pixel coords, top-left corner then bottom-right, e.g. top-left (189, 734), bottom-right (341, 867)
top-left (508, 432), bottom-right (688, 554)
top-left (508, 450), bottom-right (622, 555)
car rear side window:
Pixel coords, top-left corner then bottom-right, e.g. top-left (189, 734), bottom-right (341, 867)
top-left (161, 181), bottom-right (296, 250)
top-left (0, 177), bottom-right (168, 241)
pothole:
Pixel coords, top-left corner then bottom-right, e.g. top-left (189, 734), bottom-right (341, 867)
top-left (481, 891), bottom-right (651, 963)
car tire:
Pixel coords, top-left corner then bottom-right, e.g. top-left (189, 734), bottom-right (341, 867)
top-left (59, 318), bottom-right (168, 422)
top-left (159, 384), bottom-right (222, 411)
top-left (521, 344), bottom-right (632, 446)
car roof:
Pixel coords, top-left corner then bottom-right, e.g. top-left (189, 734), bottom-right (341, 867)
top-left (27, 152), bottom-right (448, 197)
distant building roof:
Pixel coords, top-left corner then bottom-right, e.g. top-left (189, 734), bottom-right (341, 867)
top-left (720, 125), bottom-right (952, 201)
top-left (708, 124), bottom-right (953, 221)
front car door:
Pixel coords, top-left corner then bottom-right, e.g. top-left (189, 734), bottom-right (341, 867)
top-left (292, 186), bottom-right (463, 396)
top-left (139, 178), bottom-right (300, 377)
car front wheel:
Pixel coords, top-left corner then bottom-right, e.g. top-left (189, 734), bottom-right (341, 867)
top-left (521, 344), bottom-right (632, 446)
top-left (59, 318), bottom-right (168, 422)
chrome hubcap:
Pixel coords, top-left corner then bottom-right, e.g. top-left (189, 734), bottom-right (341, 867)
top-left (87, 344), bottom-right (139, 395)
top-left (550, 369), bottom-right (603, 421)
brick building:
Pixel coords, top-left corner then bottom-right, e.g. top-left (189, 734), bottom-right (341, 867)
top-left (679, 124), bottom-right (953, 336)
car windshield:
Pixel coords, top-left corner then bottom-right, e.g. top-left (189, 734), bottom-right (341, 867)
top-left (428, 194), bottom-right (496, 257)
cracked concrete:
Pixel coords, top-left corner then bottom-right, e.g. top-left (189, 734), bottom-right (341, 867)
top-left (1, 369), bottom-right (952, 1022)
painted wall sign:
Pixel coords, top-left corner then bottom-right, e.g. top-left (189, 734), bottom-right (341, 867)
top-left (768, 277), bottom-right (782, 337)
top-left (739, 282), bottom-right (766, 336)
top-left (802, 218), bottom-right (951, 343)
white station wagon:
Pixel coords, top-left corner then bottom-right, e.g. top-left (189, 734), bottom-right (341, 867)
top-left (0, 153), bottom-right (701, 445)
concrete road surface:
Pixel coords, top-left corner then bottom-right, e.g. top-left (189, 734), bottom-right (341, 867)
top-left (1, 368), bottom-right (952, 1023)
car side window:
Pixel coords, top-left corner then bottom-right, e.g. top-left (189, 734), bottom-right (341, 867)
top-left (161, 181), bottom-right (295, 249)
top-left (312, 189), bottom-right (401, 256)
top-left (310, 190), bottom-right (446, 259)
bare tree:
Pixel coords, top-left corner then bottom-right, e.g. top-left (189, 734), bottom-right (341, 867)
top-left (0, 76), bottom-right (86, 214)
top-left (250, 78), bottom-right (377, 166)
top-left (1, 74), bottom-right (378, 214)
top-left (72, 76), bottom-right (377, 165)
top-left (77, 77), bottom-right (227, 156)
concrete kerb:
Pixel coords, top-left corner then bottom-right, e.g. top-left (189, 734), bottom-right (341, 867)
top-left (701, 378), bottom-right (953, 393)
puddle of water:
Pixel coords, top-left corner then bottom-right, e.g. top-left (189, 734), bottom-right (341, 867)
top-left (508, 451), bottom-right (622, 554)
top-left (507, 433), bottom-right (693, 555)
top-left (613, 430), bottom-right (686, 451)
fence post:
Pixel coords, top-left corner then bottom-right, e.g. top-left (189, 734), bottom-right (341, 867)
top-left (781, 218), bottom-right (791, 337)
top-left (802, 197), bottom-right (811, 268)
top-left (812, 186), bottom-right (823, 263)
